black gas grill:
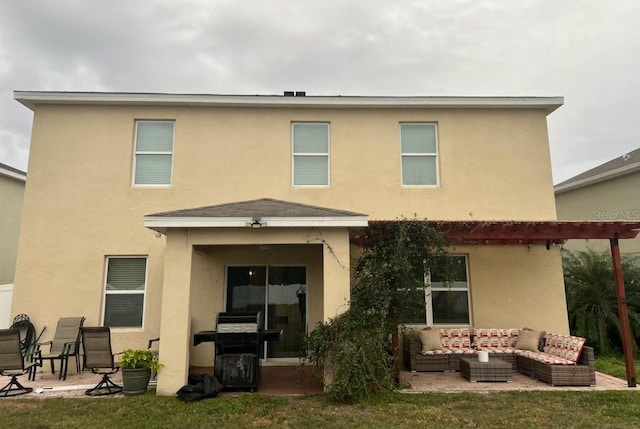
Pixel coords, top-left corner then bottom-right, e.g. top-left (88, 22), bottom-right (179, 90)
top-left (193, 312), bottom-right (281, 391)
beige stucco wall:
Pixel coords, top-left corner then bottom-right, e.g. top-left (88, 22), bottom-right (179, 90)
top-left (555, 172), bottom-right (640, 256)
top-left (460, 245), bottom-right (568, 333)
top-left (0, 174), bottom-right (25, 284)
top-left (12, 102), bottom-right (564, 393)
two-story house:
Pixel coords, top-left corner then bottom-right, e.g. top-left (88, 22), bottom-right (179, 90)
top-left (12, 91), bottom-right (570, 395)
top-left (556, 148), bottom-right (640, 256)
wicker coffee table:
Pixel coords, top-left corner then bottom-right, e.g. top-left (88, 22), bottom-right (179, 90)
top-left (460, 357), bottom-right (512, 382)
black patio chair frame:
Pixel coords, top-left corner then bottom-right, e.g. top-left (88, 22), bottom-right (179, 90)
top-left (0, 329), bottom-right (37, 397)
top-left (82, 326), bottom-right (122, 396)
top-left (32, 316), bottom-right (85, 381)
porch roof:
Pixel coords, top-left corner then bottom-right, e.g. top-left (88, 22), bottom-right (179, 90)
top-left (144, 198), bottom-right (368, 231)
top-left (372, 220), bottom-right (640, 245)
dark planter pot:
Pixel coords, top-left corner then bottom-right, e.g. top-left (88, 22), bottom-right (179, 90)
top-left (122, 368), bottom-right (151, 396)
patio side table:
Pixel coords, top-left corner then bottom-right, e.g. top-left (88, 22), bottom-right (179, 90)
top-left (460, 357), bottom-right (512, 382)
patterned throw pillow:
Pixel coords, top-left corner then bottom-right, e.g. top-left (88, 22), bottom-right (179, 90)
top-left (441, 328), bottom-right (471, 350)
top-left (543, 333), bottom-right (585, 363)
top-left (473, 328), bottom-right (519, 349)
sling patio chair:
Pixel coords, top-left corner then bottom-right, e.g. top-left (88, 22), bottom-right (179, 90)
top-left (0, 329), bottom-right (37, 397)
top-left (32, 316), bottom-right (85, 381)
top-left (82, 326), bottom-right (122, 396)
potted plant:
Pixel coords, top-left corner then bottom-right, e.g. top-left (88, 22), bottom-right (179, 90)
top-left (119, 349), bottom-right (162, 396)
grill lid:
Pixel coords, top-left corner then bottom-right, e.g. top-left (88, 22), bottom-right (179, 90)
top-left (216, 311), bottom-right (262, 330)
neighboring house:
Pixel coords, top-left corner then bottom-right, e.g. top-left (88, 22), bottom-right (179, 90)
top-left (12, 91), bottom-right (569, 395)
top-left (0, 162), bottom-right (26, 328)
top-left (555, 148), bottom-right (640, 256)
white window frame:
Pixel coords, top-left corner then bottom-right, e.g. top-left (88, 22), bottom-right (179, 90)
top-left (291, 122), bottom-right (330, 187)
top-left (102, 256), bottom-right (148, 330)
top-left (401, 255), bottom-right (471, 327)
top-left (427, 254), bottom-right (471, 326)
top-left (132, 120), bottom-right (175, 187)
top-left (400, 123), bottom-right (439, 187)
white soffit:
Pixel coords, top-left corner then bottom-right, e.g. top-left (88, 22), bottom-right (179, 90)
top-left (143, 215), bottom-right (369, 230)
top-left (14, 91), bottom-right (564, 114)
top-left (0, 166), bottom-right (26, 182)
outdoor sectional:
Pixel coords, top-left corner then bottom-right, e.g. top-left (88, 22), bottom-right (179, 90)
top-left (403, 328), bottom-right (596, 386)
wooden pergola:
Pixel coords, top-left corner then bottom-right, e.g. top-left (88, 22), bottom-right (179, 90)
top-left (430, 220), bottom-right (640, 387)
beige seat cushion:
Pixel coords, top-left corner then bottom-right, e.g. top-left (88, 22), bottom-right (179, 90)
top-left (419, 328), bottom-right (442, 353)
top-left (517, 328), bottom-right (541, 352)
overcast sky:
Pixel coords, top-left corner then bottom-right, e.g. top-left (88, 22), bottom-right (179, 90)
top-left (1, 0), bottom-right (638, 183)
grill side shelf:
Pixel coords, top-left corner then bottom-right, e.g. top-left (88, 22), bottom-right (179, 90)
top-left (193, 330), bottom-right (217, 346)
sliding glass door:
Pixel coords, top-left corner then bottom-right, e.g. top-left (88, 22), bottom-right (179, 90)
top-left (226, 266), bottom-right (307, 359)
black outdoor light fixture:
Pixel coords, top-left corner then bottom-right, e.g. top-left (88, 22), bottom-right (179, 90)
top-left (247, 217), bottom-right (267, 228)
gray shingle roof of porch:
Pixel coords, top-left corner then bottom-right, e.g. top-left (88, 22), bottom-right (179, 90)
top-left (147, 198), bottom-right (366, 218)
top-left (144, 198), bottom-right (368, 231)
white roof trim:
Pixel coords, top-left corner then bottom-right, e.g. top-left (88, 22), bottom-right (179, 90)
top-left (0, 166), bottom-right (26, 182)
top-left (555, 162), bottom-right (640, 194)
top-left (144, 215), bottom-right (369, 231)
top-left (14, 91), bottom-right (563, 114)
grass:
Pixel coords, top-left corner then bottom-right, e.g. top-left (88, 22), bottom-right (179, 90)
top-left (2, 390), bottom-right (640, 428)
top-left (596, 355), bottom-right (640, 380)
top-left (1, 355), bottom-right (637, 428)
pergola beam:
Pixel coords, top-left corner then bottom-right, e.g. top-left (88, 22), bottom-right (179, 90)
top-left (436, 221), bottom-right (640, 241)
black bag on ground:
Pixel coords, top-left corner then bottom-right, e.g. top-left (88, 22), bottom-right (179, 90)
top-left (176, 373), bottom-right (223, 402)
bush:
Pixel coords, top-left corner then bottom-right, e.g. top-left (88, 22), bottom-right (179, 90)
top-left (562, 248), bottom-right (640, 354)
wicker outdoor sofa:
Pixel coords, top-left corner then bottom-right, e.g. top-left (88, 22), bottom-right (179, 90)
top-left (403, 328), bottom-right (596, 386)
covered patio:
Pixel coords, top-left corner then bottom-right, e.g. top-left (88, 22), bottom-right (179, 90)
top-left (5, 364), bottom-right (632, 398)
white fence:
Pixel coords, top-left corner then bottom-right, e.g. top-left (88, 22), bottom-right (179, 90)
top-left (0, 283), bottom-right (14, 329)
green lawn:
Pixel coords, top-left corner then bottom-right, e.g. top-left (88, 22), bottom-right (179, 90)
top-left (1, 356), bottom-right (638, 428)
top-left (2, 390), bottom-right (640, 429)
top-left (596, 355), bottom-right (640, 380)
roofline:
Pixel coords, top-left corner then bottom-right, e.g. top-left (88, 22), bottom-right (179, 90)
top-left (555, 162), bottom-right (640, 194)
top-left (144, 215), bottom-right (369, 232)
top-left (0, 164), bottom-right (26, 182)
top-left (14, 91), bottom-right (563, 114)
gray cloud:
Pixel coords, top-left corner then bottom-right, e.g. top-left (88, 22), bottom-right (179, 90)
top-left (1, 0), bottom-right (638, 182)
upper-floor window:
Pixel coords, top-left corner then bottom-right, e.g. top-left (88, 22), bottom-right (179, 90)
top-left (292, 123), bottom-right (329, 186)
top-left (400, 123), bottom-right (438, 186)
top-left (103, 256), bottom-right (147, 328)
top-left (133, 121), bottom-right (174, 186)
